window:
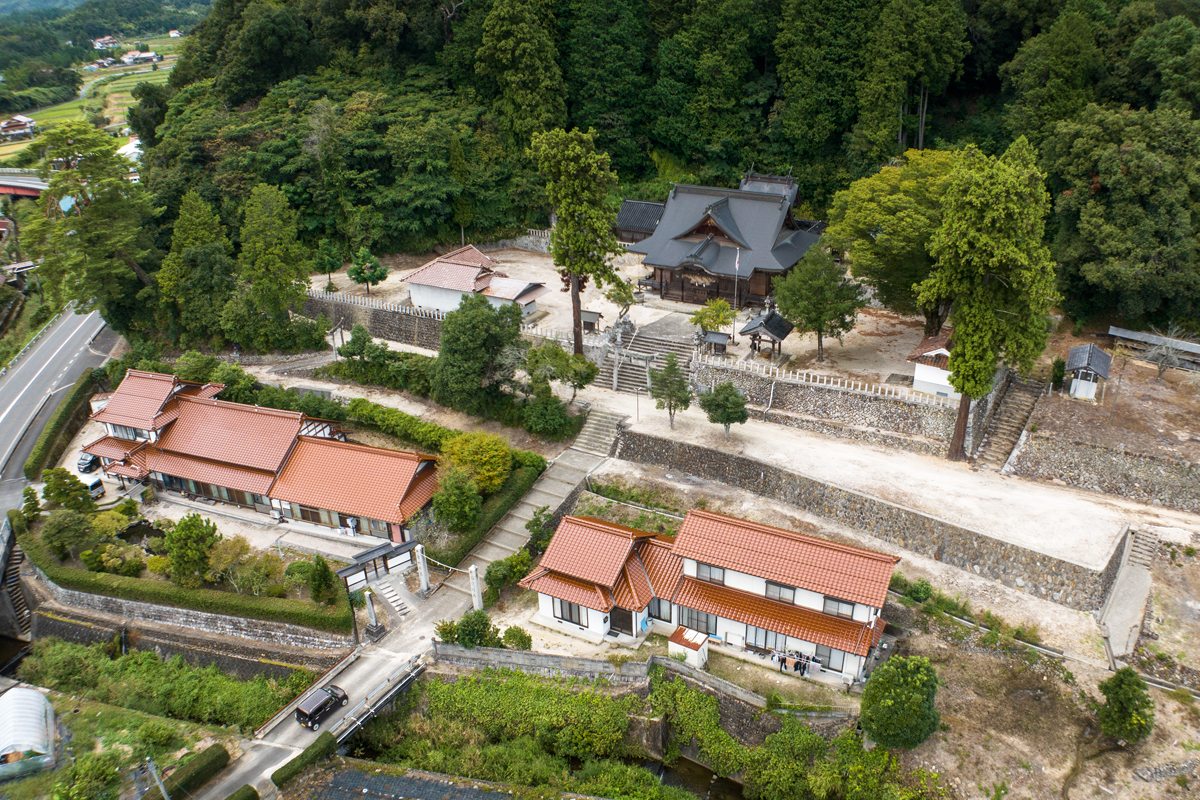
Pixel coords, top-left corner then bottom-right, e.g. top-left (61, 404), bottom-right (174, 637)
top-left (298, 506), bottom-right (323, 524)
top-left (110, 424), bottom-right (145, 441)
top-left (553, 598), bottom-right (587, 626)
top-left (823, 597), bottom-right (854, 619)
top-left (766, 582), bottom-right (795, 604)
top-left (252, 494), bottom-right (267, 506)
top-left (648, 598), bottom-right (672, 622)
top-left (697, 563), bottom-right (724, 585)
top-left (369, 519), bottom-right (389, 534)
top-left (679, 606), bottom-right (718, 635)
top-left (814, 644), bottom-right (845, 672)
top-left (746, 625), bottom-right (781, 652)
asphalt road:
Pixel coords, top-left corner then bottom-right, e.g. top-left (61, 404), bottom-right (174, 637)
top-left (0, 310), bottom-right (109, 513)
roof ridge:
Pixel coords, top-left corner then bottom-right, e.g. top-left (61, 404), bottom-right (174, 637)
top-left (672, 184), bottom-right (795, 204)
top-left (683, 510), bottom-right (899, 564)
top-left (567, 515), bottom-right (657, 540)
top-left (174, 394), bottom-right (305, 419)
top-left (295, 435), bottom-right (425, 460)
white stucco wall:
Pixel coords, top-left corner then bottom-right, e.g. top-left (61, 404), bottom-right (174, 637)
top-left (533, 592), bottom-right (610, 643)
top-left (409, 284), bottom-right (469, 313)
top-left (913, 363), bottom-right (960, 399)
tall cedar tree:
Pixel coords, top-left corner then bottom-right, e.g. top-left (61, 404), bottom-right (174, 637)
top-left (649, 352), bottom-right (691, 428)
top-left (827, 148), bottom-right (957, 335)
top-left (432, 293), bottom-right (523, 413)
top-left (165, 513), bottom-right (220, 589)
top-left (529, 128), bottom-right (623, 355)
top-left (347, 246), bottom-right (388, 294)
top-left (919, 138), bottom-right (1058, 460)
top-left (773, 247), bottom-right (866, 362)
top-left (698, 382), bottom-right (748, 439)
top-left (475, 0), bottom-right (566, 141)
top-left (860, 656), bottom-right (940, 749)
top-left (23, 121), bottom-right (155, 333)
top-left (158, 191), bottom-right (234, 345)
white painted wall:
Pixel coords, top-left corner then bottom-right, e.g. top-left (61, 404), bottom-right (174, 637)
top-left (913, 363), bottom-right (960, 399)
top-left (1070, 375), bottom-right (1098, 400)
top-left (533, 593), bottom-right (610, 643)
top-left (409, 284), bottom-right (469, 313)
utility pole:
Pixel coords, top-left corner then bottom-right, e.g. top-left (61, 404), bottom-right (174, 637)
top-left (146, 757), bottom-right (170, 800)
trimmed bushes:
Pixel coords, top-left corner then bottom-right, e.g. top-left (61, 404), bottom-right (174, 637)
top-left (143, 744), bottom-right (230, 800)
top-left (17, 524), bottom-right (353, 633)
top-left (426, 467), bottom-right (540, 567)
top-left (271, 731), bottom-right (337, 788)
top-left (347, 397), bottom-right (453, 452)
top-left (24, 368), bottom-right (96, 480)
top-left (224, 786), bottom-right (260, 800)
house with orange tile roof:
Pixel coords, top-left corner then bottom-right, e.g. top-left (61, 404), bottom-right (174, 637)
top-left (82, 371), bottom-right (436, 549)
top-left (907, 331), bottom-right (959, 399)
top-left (520, 509), bottom-right (898, 684)
top-left (405, 246), bottom-right (549, 316)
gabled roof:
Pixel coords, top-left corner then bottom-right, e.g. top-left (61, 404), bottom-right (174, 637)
top-left (144, 448), bottom-right (277, 495)
top-left (535, 516), bottom-right (656, 588)
top-left (907, 331), bottom-right (953, 370)
top-left (522, 569), bottom-right (615, 612)
top-left (616, 200), bottom-right (665, 233)
top-left (628, 180), bottom-right (816, 277)
top-left (269, 437), bottom-right (434, 523)
top-left (91, 370), bottom-right (222, 431)
top-left (1066, 343), bottom-right (1111, 378)
top-left (407, 246), bottom-right (544, 303)
top-left (672, 510), bottom-right (898, 609)
top-left (481, 277), bottom-right (549, 304)
top-left (740, 310), bottom-right (794, 342)
top-left (82, 434), bottom-right (145, 461)
top-left (156, 395), bottom-right (304, 473)
top-left (640, 537), bottom-right (683, 598)
top-left (673, 577), bottom-right (882, 657)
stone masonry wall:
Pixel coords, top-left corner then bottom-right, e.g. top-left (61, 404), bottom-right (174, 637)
top-left (30, 567), bottom-right (354, 651)
top-left (1012, 435), bottom-right (1200, 513)
top-left (613, 430), bottom-right (1125, 612)
top-left (303, 297), bottom-right (444, 351)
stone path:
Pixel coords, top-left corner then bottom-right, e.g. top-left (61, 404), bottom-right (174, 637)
top-left (373, 577), bottom-right (409, 618)
top-left (439, 415), bottom-right (623, 596)
top-left (974, 376), bottom-right (1046, 470)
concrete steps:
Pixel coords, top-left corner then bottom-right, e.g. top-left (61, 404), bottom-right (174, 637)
top-left (1127, 530), bottom-right (1159, 568)
top-left (4, 545), bottom-right (29, 636)
top-left (596, 332), bottom-right (695, 395)
top-left (373, 580), bottom-right (409, 617)
top-left (974, 377), bottom-right (1047, 470)
top-left (572, 409), bottom-right (626, 456)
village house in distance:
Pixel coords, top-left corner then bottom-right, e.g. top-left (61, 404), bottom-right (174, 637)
top-left (405, 245), bottom-right (549, 317)
top-left (520, 510), bottom-right (898, 685)
top-left (82, 371), bottom-right (436, 557)
top-left (629, 173), bottom-right (825, 308)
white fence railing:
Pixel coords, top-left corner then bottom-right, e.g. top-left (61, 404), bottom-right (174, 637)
top-left (526, 228), bottom-right (552, 239)
top-left (306, 290), bottom-right (604, 349)
top-left (694, 352), bottom-right (955, 409)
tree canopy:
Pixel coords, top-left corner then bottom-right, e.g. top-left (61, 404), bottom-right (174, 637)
top-left (773, 247), bottom-right (866, 362)
top-left (859, 656), bottom-right (940, 749)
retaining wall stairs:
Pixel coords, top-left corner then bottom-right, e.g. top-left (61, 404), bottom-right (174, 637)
top-left (974, 377), bottom-right (1046, 470)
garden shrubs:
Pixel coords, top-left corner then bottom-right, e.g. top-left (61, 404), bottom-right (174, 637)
top-left (272, 731), bottom-right (337, 788)
top-left (433, 467), bottom-right (483, 533)
top-left (346, 397), bottom-right (454, 451)
top-left (1098, 667), bottom-right (1155, 743)
top-left (484, 549), bottom-right (531, 602)
top-left (166, 513), bottom-right (220, 588)
top-left (502, 625), bottom-right (533, 650)
top-left (859, 656), bottom-right (941, 749)
top-left (142, 744), bottom-right (231, 800)
top-left (441, 432), bottom-right (513, 494)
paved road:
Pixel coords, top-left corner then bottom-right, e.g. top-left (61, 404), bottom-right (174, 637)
top-left (0, 310), bottom-right (109, 513)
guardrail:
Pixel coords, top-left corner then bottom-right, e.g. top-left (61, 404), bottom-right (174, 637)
top-left (253, 646), bottom-right (362, 738)
top-left (526, 229), bottom-right (552, 239)
top-left (0, 304), bottom-right (69, 380)
top-left (330, 655), bottom-right (424, 742)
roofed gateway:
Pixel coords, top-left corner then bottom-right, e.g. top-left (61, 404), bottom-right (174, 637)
top-left (83, 371), bottom-right (436, 548)
top-left (629, 173), bottom-right (824, 308)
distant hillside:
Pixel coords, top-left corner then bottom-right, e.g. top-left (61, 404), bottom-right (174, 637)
top-left (0, 0), bottom-right (81, 15)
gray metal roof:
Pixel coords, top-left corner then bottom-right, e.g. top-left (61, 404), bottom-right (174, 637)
top-left (1108, 326), bottom-right (1200, 356)
top-left (704, 331), bottom-right (731, 344)
top-left (740, 310), bottom-right (794, 342)
top-left (1065, 343), bottom-right (1111, 379)
top-left (0, 688), bottom-right (54, 758)
top-left (615, 200), bottom-right (665, 234)
top-left (628, 181), bottom-right (819, 278)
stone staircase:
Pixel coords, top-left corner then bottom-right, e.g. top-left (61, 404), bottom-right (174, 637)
top-left (573, 409), bottom-right (626, 457)
top-left (4, 545), bottom-right (30, 636)
top-left (596, 331), bottom-right (695, 394)
top-left (1126, 530), bottom-right (1159, 568)
top-left (973, 377), bottom-right (1047, 470)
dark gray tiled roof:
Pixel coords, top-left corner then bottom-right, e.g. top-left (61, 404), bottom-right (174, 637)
top-left (1066, 343), bottom-right (1112, 379)
top-left (704, 330), bottom-right (731, 344)
top-left (1108, 326), bottom-right (1200, 356)
top-left (740, 310), bottom-right (794, 341)
top-left (616, 199), bottom-right (665, 233)
top-left (628, 182), bottom-right (818, 277)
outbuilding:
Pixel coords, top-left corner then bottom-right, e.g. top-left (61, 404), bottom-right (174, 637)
top-left (0, 688), bottom-right (57, 781)
top-left (1066, 343), bottom-right (1111, 401)
top-left (405, 246), bottom-right (548, 316)
top-left (740, 309), bottom-right (793, 358)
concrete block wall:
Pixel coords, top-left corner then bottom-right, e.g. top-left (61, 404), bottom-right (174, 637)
top-left (1012, 435), bottom-right (1200, 513)
top-left (29, 567), bottom-right (354, 651)
top-left (612, 430), bottom-right (1126, 612)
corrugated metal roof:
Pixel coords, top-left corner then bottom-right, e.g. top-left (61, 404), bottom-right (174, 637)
top-left (0, 688), bottom-right (55, 758)
top-left (616, 200), bottom-right (665, 233)
top-left (480, 277), bottom-right (548, 302)
top-left (672, 510), bottom-right (898, 609)
top-left (1066, 343), bottom-right (1111, 379)
top-left (673, 577), bottom-right (878, 656)
top-left (1109, 326), bottom-right (1200, 356)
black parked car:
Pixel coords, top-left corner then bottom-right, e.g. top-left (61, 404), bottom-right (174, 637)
top-left (295, 685), bottom-right (348, 731)
top-left (77, 453), bottom-right (100, 473)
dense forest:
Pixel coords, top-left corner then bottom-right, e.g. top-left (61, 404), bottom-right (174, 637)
top-left (0, 0), bottom-right (210, 110)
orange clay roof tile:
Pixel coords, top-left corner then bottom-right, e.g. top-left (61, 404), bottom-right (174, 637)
top-left (155, 396), bottom-right (304, 473)
top-left (672, 510), bottom-right (898, 609)
top-left (142, 447), bottom-right (276, 495)
top-left (673, 577), bottom-right (878, 657)
top-left (520, 568), bottom-right (614, 612)
top-left (638, 538), bottom-right (683, 599)
top-left (538, 516), bottom-right (656, 588)
top-left (91, 370), bottom-right (181, 430)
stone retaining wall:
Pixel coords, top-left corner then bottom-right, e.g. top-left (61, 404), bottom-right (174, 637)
top-left (747, 407), bottom-right (948, 457)
top-left (1011, 435), bottom-right (1200, 513)
top-left (613, 430), bottom-right (1125, 612)
top-left (303, 297), bottom-right (444, 351)
top-left (29, 567), bottom-right (354, 651)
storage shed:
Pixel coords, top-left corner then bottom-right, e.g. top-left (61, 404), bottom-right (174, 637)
top-left (0, 688), bottom-right (56, 780)
top-left (1066, 343), bottom-right (1111, 400)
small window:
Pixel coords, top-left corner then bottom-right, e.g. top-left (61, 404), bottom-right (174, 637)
top-left (814, 644), bottom-right (846, 672)
top-left (697, 563), bottom-right (725, 585)
top-left (299, 506), bottom-right (323, 524)
top-left (766, 582), bottom-right (795, 604)
top-left (554, 598), bottom-right (587, 627)
top-left (648, 598), bottom-right (672, 622)
top-left (680, 606), bottom-right (718, 635)
top-left (823, 597), bottom-right (854, 619)
top-left (369, 518), bottom-right (389, 532)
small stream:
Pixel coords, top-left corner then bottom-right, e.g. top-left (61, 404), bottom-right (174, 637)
top-left (647, 757), bottom-right (744, 800)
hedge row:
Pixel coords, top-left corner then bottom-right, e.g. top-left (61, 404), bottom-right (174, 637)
top-left (271, 731), bottom-right (337, 788)
top-left (143, 743), bottom-right (230, 800)
top-left (23, 368), bottom-right (96, 481)
top-left (345, 397), bottom-right (548, 473)
top-left (16, 520), bottom-right (354, 634)
top-left (426, 466), bottom-right (541, 567)
top-left (224, 785), bottom-right (260, 800)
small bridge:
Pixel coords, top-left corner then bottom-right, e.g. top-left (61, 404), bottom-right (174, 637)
top-left (0, 169), bottom-right (47, 198)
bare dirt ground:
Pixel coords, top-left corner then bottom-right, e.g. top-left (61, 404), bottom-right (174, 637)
top-left (1144, 545), bottom-right (1200, 671)
top-left (1030, 325), bottom-right (1200, 464)
top-left (901, 619), bottom-right (1200, 800)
